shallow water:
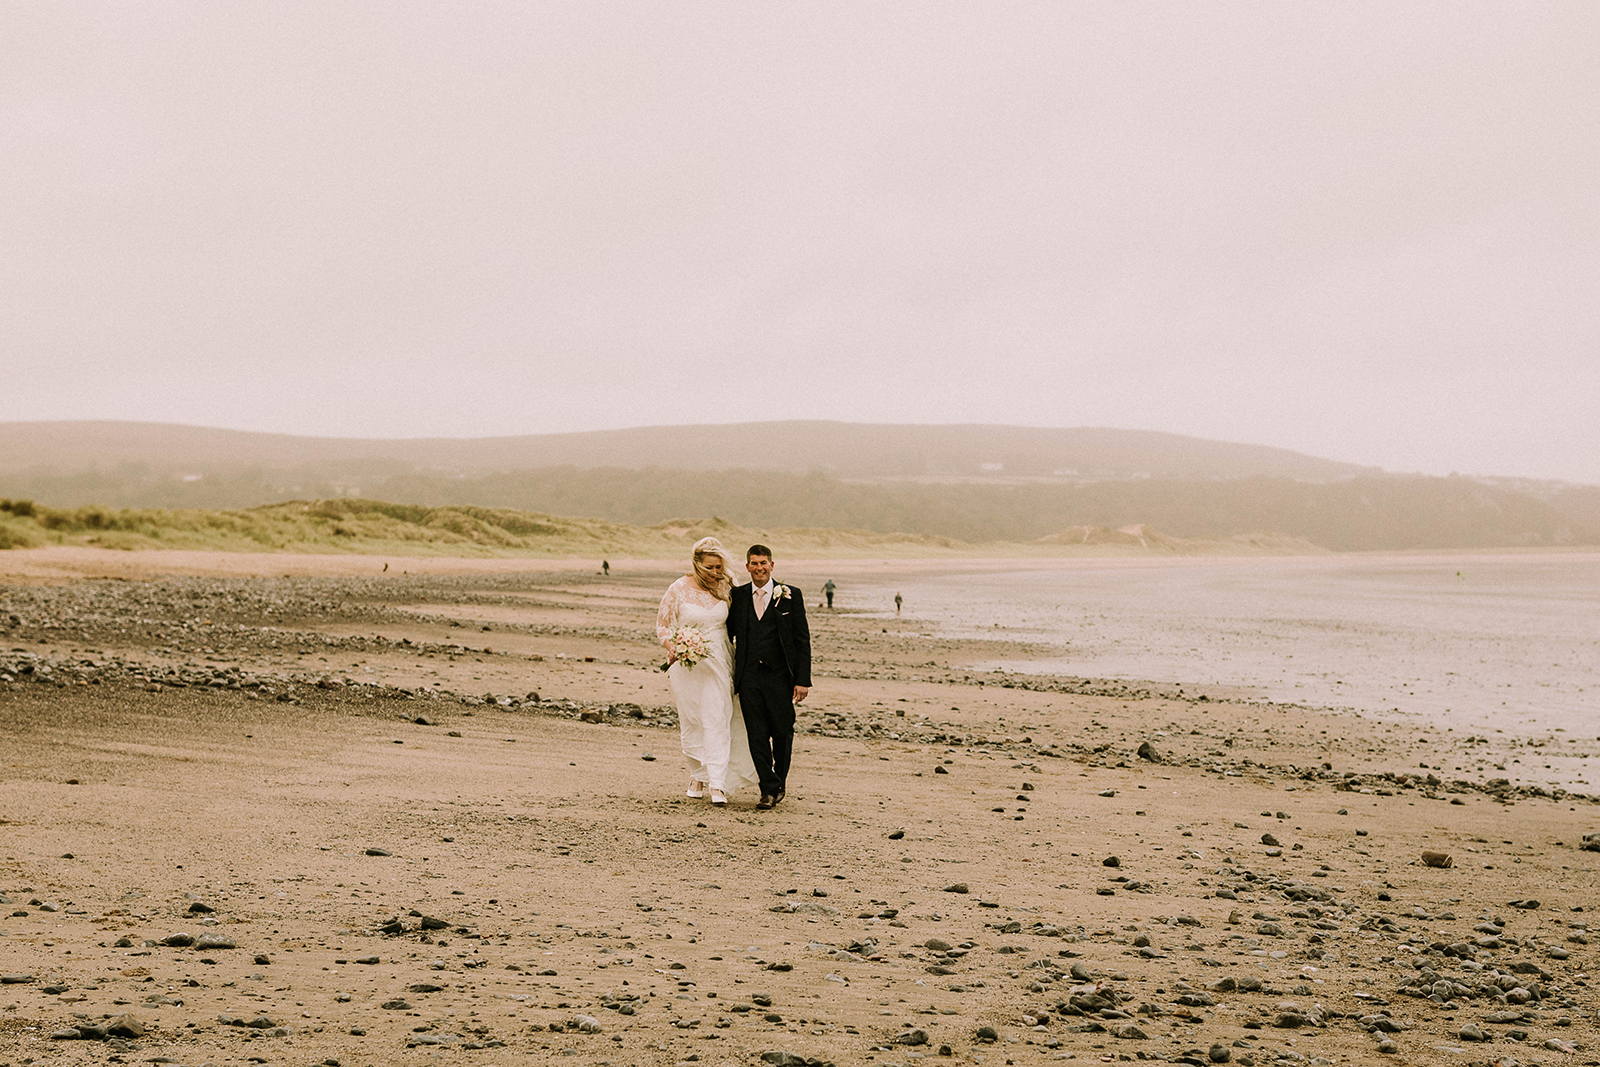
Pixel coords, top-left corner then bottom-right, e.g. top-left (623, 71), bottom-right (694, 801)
top-left (837, 552), bottom-right (1600, 743)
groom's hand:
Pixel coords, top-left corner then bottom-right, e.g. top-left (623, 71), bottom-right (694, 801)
top-left (793, 685), bottom-right (809, 704)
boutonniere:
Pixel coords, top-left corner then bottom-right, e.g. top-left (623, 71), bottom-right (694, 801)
top-left (773, 584), bottom-right (791, 601)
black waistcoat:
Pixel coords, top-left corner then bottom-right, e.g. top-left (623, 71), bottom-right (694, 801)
top-left (747, 600), bottom-right (784, 667)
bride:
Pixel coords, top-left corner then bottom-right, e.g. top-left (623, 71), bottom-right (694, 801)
top-left (655, 537), bottom-right (759, 805)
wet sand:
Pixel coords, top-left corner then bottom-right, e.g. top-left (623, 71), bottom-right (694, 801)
top-left (2, 550), bottom-right (1598, 1066)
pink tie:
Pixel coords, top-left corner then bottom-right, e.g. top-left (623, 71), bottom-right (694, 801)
top-left (754, 587), bottom-right (768, 620)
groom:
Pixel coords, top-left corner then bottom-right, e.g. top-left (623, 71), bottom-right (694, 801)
top-left (727, 544), bottom-right (811, 810)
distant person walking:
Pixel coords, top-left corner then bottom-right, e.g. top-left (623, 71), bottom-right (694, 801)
top-left (894, 591), bottom-right (902, 615)
top-left (602, 560), bottom-right (610, 576)
top-left (823, 578), bottom-right (836, 610)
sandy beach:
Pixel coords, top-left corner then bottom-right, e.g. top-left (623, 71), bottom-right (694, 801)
top-left (2, 549), bottom-right (1597, 1067)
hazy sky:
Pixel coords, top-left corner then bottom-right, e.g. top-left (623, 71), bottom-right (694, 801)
top-left (4, 2), bottom-right (1597, 482)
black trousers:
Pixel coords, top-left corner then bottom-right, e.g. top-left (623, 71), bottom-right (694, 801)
top-left (739, 666), bottom-right (795, 796)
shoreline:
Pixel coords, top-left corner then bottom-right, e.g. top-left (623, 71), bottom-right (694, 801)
top-left (4, 546), bottom-right (1593, 789)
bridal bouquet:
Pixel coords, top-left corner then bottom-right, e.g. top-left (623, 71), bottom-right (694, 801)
top-left (662, 625), bottom-right (711, 671)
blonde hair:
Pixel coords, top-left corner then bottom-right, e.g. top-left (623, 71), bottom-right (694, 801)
top-left (691, 536), bottom-right (733, 601)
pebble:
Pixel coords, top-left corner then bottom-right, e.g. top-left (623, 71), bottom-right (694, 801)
top-left (194, 933), bottom-right (236, 950)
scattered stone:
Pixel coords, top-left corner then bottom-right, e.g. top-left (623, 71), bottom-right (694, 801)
top-left (1509, 898), bottom-right (1540, 909)
top-left (194, 933), bottom-right (236, 950)
top-left (942, 883), bottom-right (969, 894)
top-left (895, 1028), bottom-right (929, 1045)
top-left (364, 847), bottom-right (392, 857)
top-left (381, 999), bottom-right (412, 1010)
top-left (1103, 855), bottom-right (1120, 867)
top-left (888, 829), bottom-right (905, 840)
top-left (761, 1053), bottom-right (806, 1067)
top-left (573, 1013), bottom-right (602, 1032)
top-left (187, 901), bottom-right (215, 913)
top-left (1114, 1024), bottom-right (1148, 1039)
top-left (975, 1025), bottom-right (999, 1042)
top-left (407, 1033), bottom-right (460, 1046)
top-left (1260, 833), bottom-right (1281, 847)
top-left (1208, 1043), bottom-right (1231, 1062)
top-left (160, 933), bottom-right (195, 947)
top-left (1459, 1024), bottom-right (1489, 1042)
top-left (1581, 833), bottom-right (1600, 852)
top-left (104, 1014), bottom-right (145, 1038)
top-left (408, 983), bottom-right (445, 993)
top-left (1421, 850), bottom-right (1453, 868)
top-left (355, 955), bottom-right (380, 964)
top-left (1136, 740), bottom-right (1162, 763)
top-left (0, 973), bottom-right (35, 984)
top-left (641, 752), bottom-right (655, 761)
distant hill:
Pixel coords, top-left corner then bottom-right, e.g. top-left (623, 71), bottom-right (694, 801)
top-left (1, 421), bottom-right (1595, 551)
top-left (0, 420), bottom-right (1373, 481)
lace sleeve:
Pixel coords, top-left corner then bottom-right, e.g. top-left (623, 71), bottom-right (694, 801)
top-left (656, 580), bottom-right (683, 649)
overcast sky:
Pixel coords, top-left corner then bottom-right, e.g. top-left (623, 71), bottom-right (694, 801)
top-left (3, 2), bottom-right (1597, 482)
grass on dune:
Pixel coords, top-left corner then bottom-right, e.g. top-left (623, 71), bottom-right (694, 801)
top-left (0, 496), bottom-right (1329, 559)
top-left (0, 497), bottom-right (971, 559)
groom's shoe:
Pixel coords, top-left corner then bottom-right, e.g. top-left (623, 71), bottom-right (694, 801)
top-left (756, 795), bottom-right (776, 810)
top-left (772, 788), bottom-right (786, 806)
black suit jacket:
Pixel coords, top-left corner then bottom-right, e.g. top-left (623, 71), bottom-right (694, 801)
top-left (727, 580), bottom-right (812, 693)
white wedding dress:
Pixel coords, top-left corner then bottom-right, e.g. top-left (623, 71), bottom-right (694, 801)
top-left (656, 577), bottom-right (759, 795)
